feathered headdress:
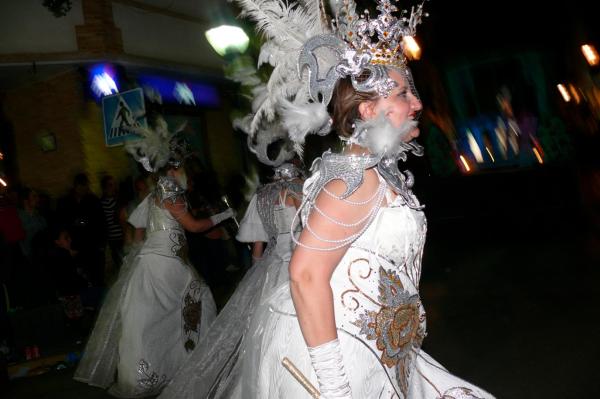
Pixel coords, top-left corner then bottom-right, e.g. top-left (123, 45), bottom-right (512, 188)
top-left (228, 0), bottom-right (427, 155)
top-left (227, 0), bottom-right (334, 155)
top-left (228, 53), bottom-right (299, 163)
top-left (124, 117), bottom-right (190, 172)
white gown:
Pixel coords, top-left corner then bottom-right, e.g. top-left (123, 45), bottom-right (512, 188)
top-left (229, 170), bottom-right (495, 399)
top-left (74, 184), bottom-right (216, 398)
top-left (159, 181), bottom-right (302, 399)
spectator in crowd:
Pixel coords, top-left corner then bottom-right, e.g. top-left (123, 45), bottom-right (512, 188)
top-left (56, 173), bottom-right (105, 287)
top-left (17, 187), bottom-right (47, 262)
top-left (0, 186), bottom-right (26, 308)
top-left (47, 227), bottom-right (89, 321)
top-left (100, 175), bottom-right (124, 274)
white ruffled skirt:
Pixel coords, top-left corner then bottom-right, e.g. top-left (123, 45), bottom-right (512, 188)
top-left (74, 245), bottom-right (216, 397)
top-left (158, 240), bottom-right (293, 399)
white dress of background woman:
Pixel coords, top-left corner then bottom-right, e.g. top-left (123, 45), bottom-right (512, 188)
top-left (159, 163), bottom-right (303, 399)
top-left (74, 122), bottom-right (235, 397)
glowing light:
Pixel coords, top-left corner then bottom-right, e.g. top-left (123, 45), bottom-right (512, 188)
top-left (91, 65), bottom-right (119, 97)
top-left (485, 146), bottom-right (495, 163)
top-left (533, 147), bottom-right (544, 164)
top-left (0, 152), bottom-right (4, 160)
top-left (557, 84), bottom-right (571, 102)
top-left (403, 36), bottom-right (421, 60)
top-left (0, 177), bottom-right (7, 187)
top-left (459, 155), bottom-right (471, 172)
top-left (205, 25), bottom-right (249, 56)
top-left (138, 75), bottom-right (219, 107)
top-left (568, 84), bottom-right (581, 104)
top-left (467, 130), bottom-right (484, 163)
top-left (581, 44), bottom-right (599, 66)
top-left (173, 82), bottom-right (196, 105)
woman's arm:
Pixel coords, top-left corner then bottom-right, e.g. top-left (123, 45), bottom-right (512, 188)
top-left (133, 227), bottom-right (145, 243)
top-left (164, 199), bottom-right (214, 233)
top-left (289, 169), bottom-right (380, 398)
top-left (164, 198), bottom-right (235, 233)
top-left (252, 241), bottom-right (265, 263)
top-left (289, 168), bottom-right (381, 346)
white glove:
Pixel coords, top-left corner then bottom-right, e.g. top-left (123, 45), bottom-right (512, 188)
top-left (251, 255), bottom-right (263, 265)
top-left (307, 338), bottom-right (352, 399)
top-left (209, 208), bottom-right (235, 226)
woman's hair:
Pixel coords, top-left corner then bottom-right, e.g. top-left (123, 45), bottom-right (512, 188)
top-left (331, 76), bottom-right (379, 138)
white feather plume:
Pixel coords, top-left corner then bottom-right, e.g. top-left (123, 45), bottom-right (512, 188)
top-left (353, 113), bottom-right (419, 157)
top-left (125, 117), bottom-right (177, 172)
top-left (280, 98), bottom-right (331, 155)
top-left (228, 0), bottom-right (329, 137)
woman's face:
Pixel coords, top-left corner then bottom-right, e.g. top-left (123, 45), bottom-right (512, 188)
top-left (55, 231), bottom-right (72, 250)
top-left (364, 68), bottom-right (422, 141)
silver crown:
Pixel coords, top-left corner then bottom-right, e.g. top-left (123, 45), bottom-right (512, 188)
top-left (335, 0), bottom-right (427, 67)
top-left (299, 0), bottom-right (427, 104)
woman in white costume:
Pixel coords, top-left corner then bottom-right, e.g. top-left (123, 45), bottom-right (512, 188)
top-left (212, 0), bottom-right (496, 398)
top-left (74, 119), bottom-right (234, 397)
top-left (159, 161), bottom-right (304, 399)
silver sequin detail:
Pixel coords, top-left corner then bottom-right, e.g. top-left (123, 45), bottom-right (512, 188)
top-left (298, 34), bottom-right (347, 105)
top-left (155, 176), bottom-right (185, 205)
top-left (273, 163), bottom-right (304, 180)
top-left (137, 359), bottom-right (167, 393)
top-left (299, 34), bottom-right (397, 104)
top-left (351, 64), bottom-right (397, 97)
top-left (256, 180), bottom-right (303, 254)
top-left (441, 387), bottom-right (485, 399)
top-left (306, 150), bottom-right (379, 201)
top-left (377, 156), bottom-right (423, 210)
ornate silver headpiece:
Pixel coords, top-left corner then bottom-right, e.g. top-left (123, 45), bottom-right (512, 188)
top-left (300, 0), bottom-right (426, 104)
top-left (228, 0), bottom-right (426, 154)
top-left (336, 0), bottom-right (426, 68)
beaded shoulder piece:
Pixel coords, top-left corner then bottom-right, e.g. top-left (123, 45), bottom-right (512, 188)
top-left (155, 176), bottom-right (186, 205)
top-left (256, 180), bottom-right (304, 253)
top-left (294, 149), bottom-right (424, 251)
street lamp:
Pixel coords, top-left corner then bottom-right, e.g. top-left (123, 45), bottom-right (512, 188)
top-left (205, 25), bottom-right (249, 57)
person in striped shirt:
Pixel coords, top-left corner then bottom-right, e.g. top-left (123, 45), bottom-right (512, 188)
top-left (100, 175), bottom-right (124, 276)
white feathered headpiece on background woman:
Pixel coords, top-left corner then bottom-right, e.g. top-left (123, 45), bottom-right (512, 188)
top-left (124, 117), bottom-right (189, 173)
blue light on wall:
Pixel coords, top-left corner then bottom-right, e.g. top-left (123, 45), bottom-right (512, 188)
top-left (137, 75), bottom-right (220, 107)
top-left (90, 64), bottom-right (119, 97)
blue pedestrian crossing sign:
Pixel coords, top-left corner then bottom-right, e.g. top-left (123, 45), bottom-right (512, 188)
top-left (102, 88), bottom-right (147, 146)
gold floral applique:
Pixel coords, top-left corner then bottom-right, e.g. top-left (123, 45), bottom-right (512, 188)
top-left (182, 280), bottom-right (202, 352)
top-left (353, 266), bottom-right (426, 396)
